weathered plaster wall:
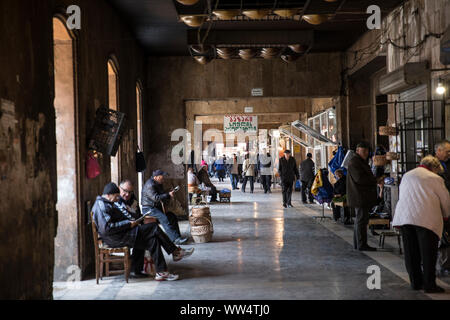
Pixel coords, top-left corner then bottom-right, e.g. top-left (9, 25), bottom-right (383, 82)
top-left (0, 0), bottom-right (146, 298)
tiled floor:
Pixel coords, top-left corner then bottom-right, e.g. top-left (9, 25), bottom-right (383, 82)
top-left (53, 179), bottom-right (450, 300)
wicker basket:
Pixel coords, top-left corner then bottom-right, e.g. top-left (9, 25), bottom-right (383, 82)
top-left (379, 126), bottom-right (397, 136)
top-left (386, 152), bottom-right (399, 161)
top-left (373, 155), bottom-right (387, 166)
top-left (191, 222), bottom-right (213, 243)
top-left (191, 206), bottom-right (211, 218)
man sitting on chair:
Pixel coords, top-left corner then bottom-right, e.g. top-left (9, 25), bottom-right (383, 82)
top-left (141, 170), bottom-right (189, 245)
top-left (93, 182), bottom-right (194, 281)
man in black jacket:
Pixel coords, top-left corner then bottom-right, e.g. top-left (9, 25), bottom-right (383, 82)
top-left (92, 182), bottom-right (194, 281)
top-left (299, 153), bottom-right (315, 204)
top-left (347, 142), bottom-right (378, 251)
top-left (141, 170), bottom-right (188, 245)
top-left (278, 150), bottom-right (300, 208)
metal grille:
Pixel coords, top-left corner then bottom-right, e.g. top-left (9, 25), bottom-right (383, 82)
top-left (88, 106), bottom-right (127, 157)
top-left (392, 99), bottom-right (446, 178)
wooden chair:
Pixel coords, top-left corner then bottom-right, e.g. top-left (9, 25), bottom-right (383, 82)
top-left (90, 212), bottom-right (131, 284)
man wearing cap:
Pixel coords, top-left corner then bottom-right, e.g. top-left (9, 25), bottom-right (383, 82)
top-left (347, 142), bottom-right (378, 252)
top-left (141, 170), bottom-right (188, 245)
top-left (92, 182), bottom-right (194, 281)
top-left (278, 150), bottom-right (300, 208)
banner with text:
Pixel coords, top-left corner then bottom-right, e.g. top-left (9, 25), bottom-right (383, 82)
top-left (224, 115), bottom-right (258, 134)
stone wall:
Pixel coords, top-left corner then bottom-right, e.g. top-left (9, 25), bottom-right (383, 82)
top-left (0, 0), bottom-right (146, 298)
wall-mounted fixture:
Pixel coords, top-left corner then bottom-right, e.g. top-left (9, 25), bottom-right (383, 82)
top-left (436, 78), bottom-right (446, 95)
top-left (273, 9), bottom-right (299, 18)
top-left (242, 9), bottom-right (271, 20)
top-left (213, 10), bottom-right (240, 20)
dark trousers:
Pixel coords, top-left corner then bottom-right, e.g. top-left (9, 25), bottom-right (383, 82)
top-left (281, 180), bottom-right (294, 206)
top-left (133, 223), bottom-right (178, 273)
top-left (242, 176), bottom-right (254, 192)
top-left (143, 207), bottom-right (182, 242)
top-left (301, 179), bottom-right (314, 202)
top-left (401, 225), bottom-right (440, 290)
top-left (209, 186), bottom-right (218, 201)
top-left (262, 175), bottom-right (272, 193)
top-left (131, 248), bottom-right (145, 273)
top-left (353, 207), bottom-right (370, 249)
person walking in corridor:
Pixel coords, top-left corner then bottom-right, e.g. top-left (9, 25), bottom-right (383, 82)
top-left (278, 150), bottom-right (300, 208)
top-left (347, 142), bottom-right (378, 252)
top-left (259, 151), bottom-right (273, 194)
top-left (299, 153), bottom-right (315, 204)
top-left (242, 154), bottom-right (255, 193)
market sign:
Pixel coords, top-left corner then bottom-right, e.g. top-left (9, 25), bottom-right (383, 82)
top-left (224, 115), bottom-right (258, 134)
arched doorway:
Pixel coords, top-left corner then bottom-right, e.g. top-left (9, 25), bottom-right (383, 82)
top-left (53, 16), bottom-right (80, 281)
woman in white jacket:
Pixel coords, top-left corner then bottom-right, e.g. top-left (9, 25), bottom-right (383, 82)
top-left (242, 153), bottom-right (255, 193)
top-left (393, 156), bottom-right (450, 293)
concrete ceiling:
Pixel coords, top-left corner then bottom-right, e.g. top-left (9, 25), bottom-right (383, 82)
top-left (109, 0), bottom-right (404, 56)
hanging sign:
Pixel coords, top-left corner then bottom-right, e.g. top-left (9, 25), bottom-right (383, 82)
top-left (224, 115), bottom-right (258, 134)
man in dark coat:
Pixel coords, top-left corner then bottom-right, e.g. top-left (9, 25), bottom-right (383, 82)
top-left (92, 182), bottom-right (194, 281)
top-left (278, 150), bottom-right (300, 208)
top-left (141, 170), bottom-right (188, 244)
top-left (347, 142), bottom-right (378, 251)
top-left (299, 153), bottom-right (315, 204)
top-left (196, 165), bottom-right (218, 202)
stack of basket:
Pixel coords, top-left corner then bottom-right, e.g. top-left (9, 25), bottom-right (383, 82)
top-left (189, 206), bottom-right (214, 243)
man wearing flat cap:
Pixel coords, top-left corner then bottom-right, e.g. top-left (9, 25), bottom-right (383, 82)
top-left (141, 170), bottom-right (188, 245)
top-left (92, 182), bottom-right (194, 281)
top-left (278, 150), bottom-right (300, 208)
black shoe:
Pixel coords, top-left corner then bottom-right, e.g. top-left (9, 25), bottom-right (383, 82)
top-left (130, 272), bottom-right (148, 279)
top-left (236, 187), bottom-right (240, 190)
top-left (358, 245), bottom-right (377, 252)
top-left (268, 190), bottom-right (272, 194)
top-left (424, 286), bottom-right (445, 293)
top-left (283, 204), bottom-right (287, 208)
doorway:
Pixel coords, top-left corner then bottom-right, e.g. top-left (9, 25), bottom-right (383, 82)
top-left (53, 16), bottom-right (80, 280)
top-left (108, 58), bottom-right (121, 184)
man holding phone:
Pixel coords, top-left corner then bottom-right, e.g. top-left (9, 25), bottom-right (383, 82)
top-left (141, 170), bottom-right (188, 245)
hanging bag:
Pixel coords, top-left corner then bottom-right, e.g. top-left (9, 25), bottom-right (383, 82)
top-left (136, 146), bottom-right (146, 172)
top-left (86, 150), bottom-right (101, 179)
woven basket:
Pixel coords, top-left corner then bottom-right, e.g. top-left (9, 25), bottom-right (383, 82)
top-left (191, 223), bottom-right (213, 243)
top-left (386, 152), bottom-right (399, 161)
top-left (191, 206), bottom-right (211, 218)
top-left (373, 155), bottom-right (387, 166)
top-left (379, 126), bottom-right (397, 136)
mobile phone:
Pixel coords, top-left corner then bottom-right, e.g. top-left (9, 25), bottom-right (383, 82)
top-left (173, 186), bottom-right (180, 192)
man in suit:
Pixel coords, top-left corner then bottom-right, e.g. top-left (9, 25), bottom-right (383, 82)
top-left (347, 142), bottom-right (378, 252)
top-left (278, 150), bottom-right (300, 208)
top-left (299, 153), bottom-right (315, 204)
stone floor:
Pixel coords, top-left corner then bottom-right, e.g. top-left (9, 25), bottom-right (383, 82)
top-left (53, 179), bottom-right (450, 300)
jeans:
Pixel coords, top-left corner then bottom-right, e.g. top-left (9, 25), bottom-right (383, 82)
top-left (133, 223), bottom-right (178, 273)
top-left (242, 176), bottom-right (254, 192)
top-left (142, 207), bottom-right (182, 242)
top-left (231, 174), bottom-right (239, 190)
